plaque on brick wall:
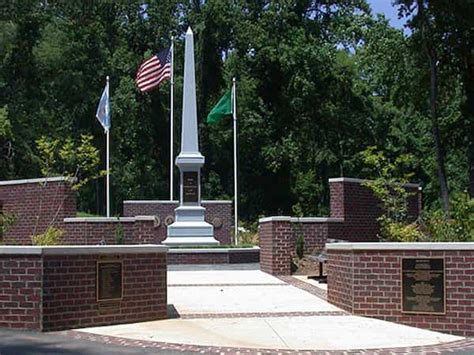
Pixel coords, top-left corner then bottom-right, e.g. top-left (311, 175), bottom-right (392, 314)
top-left (97, 261), bottom-right (123, 301)
top-left (401, 258), bottom-right (445, 314)
top-left (183, 171), bottom-right (198, 203)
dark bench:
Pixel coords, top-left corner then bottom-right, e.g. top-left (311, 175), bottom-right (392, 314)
top-left (307, 238), bottom-right (348, 283)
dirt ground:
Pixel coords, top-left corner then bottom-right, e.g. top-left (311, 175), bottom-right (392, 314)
top-left (291, 256), bottom-right (326, 276)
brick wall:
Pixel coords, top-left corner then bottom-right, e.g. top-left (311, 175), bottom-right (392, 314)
top-left (0, 255), bottom-right (43, 330)
top-left (0, 246), bottom-right (168, 331)
top-left (42, 252), bottom-right (167, 331)
top-left (327, 245), bottom-right (474, 337)
top-left (60, 218), bottom-right (159, 245)
top-left (0, 178), bottom-right (76, 245)
top-left (123, 201), bottom-right (232, 245)
top-left (258, 177), bottom-right (422, 276)
top-left (168, 248), bottom-right (259, 265)
top-left (259, 220), bottom-right (293, 275)
top-left (329, 178), bottom-right (421, 242)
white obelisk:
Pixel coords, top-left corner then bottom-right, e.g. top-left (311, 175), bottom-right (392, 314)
top-left (164, 27), bottom-right (218, 246)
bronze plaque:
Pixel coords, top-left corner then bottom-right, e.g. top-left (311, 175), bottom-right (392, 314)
top-left (183, 171), bottom-right (198, 203)
top-left (97, 261), bottom-right (123, 301)
top-left (402, 258), bottom-right (445, 314)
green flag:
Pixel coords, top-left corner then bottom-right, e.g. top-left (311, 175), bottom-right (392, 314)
top-left (207, 90), bottom-right (232, 124)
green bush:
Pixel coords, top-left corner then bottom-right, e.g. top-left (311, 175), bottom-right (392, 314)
top-left (295, 234), bottom-right (305, 259)
top-left (115, 221), bottom-right (124, 245)
top-left (380, 217), bottom-right (425, 242)
top-left (32, 227), bottom-right (63, 246)
top-left (424, 193), bottom-right (474, 242)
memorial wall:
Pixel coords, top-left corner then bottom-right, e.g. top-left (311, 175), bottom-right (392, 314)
top-left (326, 243), bottom-right (474, 337)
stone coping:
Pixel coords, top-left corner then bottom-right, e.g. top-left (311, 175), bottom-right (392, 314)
top-left (326, 242), bottom-right (474, 251)
top-left (0, 244), bottom-right (168, 255)
top-left (328, 177), bottom-right (421, 189)
top-left (63, 216), bottom-right (156, 223)
top-left (169, 246), bottom-right (260, 254)
top-left (258, 216), bottom-right (344, 224)
top-left (123, 200), bottom-right (232, 204)
top-left (0, 176), bottom-right (73, 186)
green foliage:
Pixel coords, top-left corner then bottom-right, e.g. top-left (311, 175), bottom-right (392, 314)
top-left (424, 193), bottom-right (474, 242)
top-left (0, 1), bottom-right (472, 220)
top-left (361, 147), bottom-right (423, 241)
top-left (237, 221), bottom-right (259, 246)
top-left (36, 134), bottom-right (105, 190)
top-left (0, 211), bottom-right (16, 237)
top-left (295, 234), bottom-right (305, 259)
top-left (115, 219), bottom-right (124, 245)
top-left (31, 227), bottom-right (63, 246)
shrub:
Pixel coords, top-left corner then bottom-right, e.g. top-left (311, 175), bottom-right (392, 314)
top-left (32, 226), bottom-right (63, 246)
top-left (380, 217), bottom-right (425, 242)
top-left (295, 234), bottom-right (305, 259)
top-left (115, 220), bottom-right (124, 245)
top-left (424, 193), bottom-right (474, 242)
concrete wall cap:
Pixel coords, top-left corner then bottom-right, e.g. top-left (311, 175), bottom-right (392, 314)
top-left (63, 217), bottom-right (137, 223)
top-left (123, 200), bottom-right (232, 204)
top-left (0, 245), bottom-right (168, 255)
top-left (0, 176), bottom-right (75, 186)
top-left (328, 177), bottom-right (420, 189)
top-left (169, 246), bottom-right (259, 254)
top-left (326, 242), bottom-right (474, 251)
top-left (258, 216), bottom-right (344, 223)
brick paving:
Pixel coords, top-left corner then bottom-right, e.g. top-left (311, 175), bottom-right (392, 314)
top-left (58, 330), bottom-right (474, 354)
top-left (278, 276), bottom-right (328, 300)
top-left (54, 269), bottom-right (474, 354)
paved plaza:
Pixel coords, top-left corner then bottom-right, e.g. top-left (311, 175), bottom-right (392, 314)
top-left (56, 264), bottom-right (474, 354)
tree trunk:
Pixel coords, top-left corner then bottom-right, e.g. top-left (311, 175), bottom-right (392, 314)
top-left (417, 0), bottom-right (450, 213)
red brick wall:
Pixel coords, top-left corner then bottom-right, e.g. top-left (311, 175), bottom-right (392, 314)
top-left (42, 253), bottom-right (167, 331)
top-left (327, 248), bottom-right (474, 337)
top-left (0, 179), bottom-right (76, 245)
top-left (330, 180), bottom-right (421, 242)
top-left (60, 219), bottom-right (159, 245)
top-left (0, 250), bottom-right (167, 331)
top-left (259, 221), bottom-right (293, 275)
top-left (168, 249), bottom-right (259, 265)
top-left (0, 255), bottom-right (43, 330)
top-left (123, 201), bottom-right (232, 245)
top-left (258, 178), bottom-right (423, 276)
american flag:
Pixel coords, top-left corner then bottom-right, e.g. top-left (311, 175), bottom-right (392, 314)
top-left (135, 47), bottom-right (171, 92)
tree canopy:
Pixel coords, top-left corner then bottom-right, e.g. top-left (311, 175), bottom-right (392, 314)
top-left (0, 0), bottom-right (472, 222)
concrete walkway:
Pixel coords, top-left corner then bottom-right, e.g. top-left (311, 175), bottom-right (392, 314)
top-left (74, 264), bottom-right (472, 353)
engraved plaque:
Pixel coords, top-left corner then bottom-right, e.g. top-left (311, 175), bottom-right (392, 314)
top-left (402, 258), bottom-right (445, 314)
top-left (183, 171), bottom-right (198, 203)
top-left (97, 261), bottom-right (123, 301)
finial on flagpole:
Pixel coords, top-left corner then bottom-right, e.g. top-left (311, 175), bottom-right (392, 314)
top-left (106, 75), bottom-right (110, 83)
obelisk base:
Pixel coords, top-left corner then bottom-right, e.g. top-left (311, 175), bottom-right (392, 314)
top-left (164, 220), bottom-right (218, 246)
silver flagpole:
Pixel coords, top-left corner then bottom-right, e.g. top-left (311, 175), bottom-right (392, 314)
top-left (106, 76), bottom-right (110, 218)
top-left (232, 77), bottom-right (238, 244)
top-left (170, 37), bottom-right (175, 201)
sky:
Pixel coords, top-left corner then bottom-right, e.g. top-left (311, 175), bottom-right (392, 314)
top-left (367, 0), bottom-right (408, 32)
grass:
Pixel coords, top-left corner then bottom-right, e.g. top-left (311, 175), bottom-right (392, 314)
top-left (76, 211), bottom-right (101, 217)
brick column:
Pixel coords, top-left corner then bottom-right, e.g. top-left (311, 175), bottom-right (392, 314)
top-left (258, 218), bottom-right (293, 275)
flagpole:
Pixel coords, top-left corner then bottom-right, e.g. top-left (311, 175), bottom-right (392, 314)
top-left (232, 77), bottom-right (238, 244)
top-left (170, 37), bottom-right (174, 201)
top-left (106, 75), bottom-right (110, 218)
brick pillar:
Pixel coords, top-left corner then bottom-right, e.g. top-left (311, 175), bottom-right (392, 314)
top-left (258, 219), bottom-right (293, 275)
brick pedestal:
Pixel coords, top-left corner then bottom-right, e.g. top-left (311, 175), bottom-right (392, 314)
top-left (0, 245), bottom-right (168, 331)
top-left (327, 243), bottom-right (474, 337)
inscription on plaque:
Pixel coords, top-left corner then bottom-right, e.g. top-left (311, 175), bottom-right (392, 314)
top-left (97, 261), bottom-right (123, 301)
top-left (402, 258), bottom-right (445, 314)
top-left (183, 171), bottom-right (198, 203)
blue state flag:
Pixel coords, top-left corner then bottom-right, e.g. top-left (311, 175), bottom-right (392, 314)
top-left (96, 79), bottom-right (110, 131)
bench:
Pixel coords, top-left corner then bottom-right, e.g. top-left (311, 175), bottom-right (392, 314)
top-left (307, 238), bottom-right (347, 283)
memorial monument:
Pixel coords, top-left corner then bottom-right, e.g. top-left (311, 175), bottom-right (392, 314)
top-left (163, 27), bottom-right (219, 246)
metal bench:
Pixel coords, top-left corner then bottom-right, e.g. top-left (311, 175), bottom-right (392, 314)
top-left (307, 238), bottom-right (348, 283)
